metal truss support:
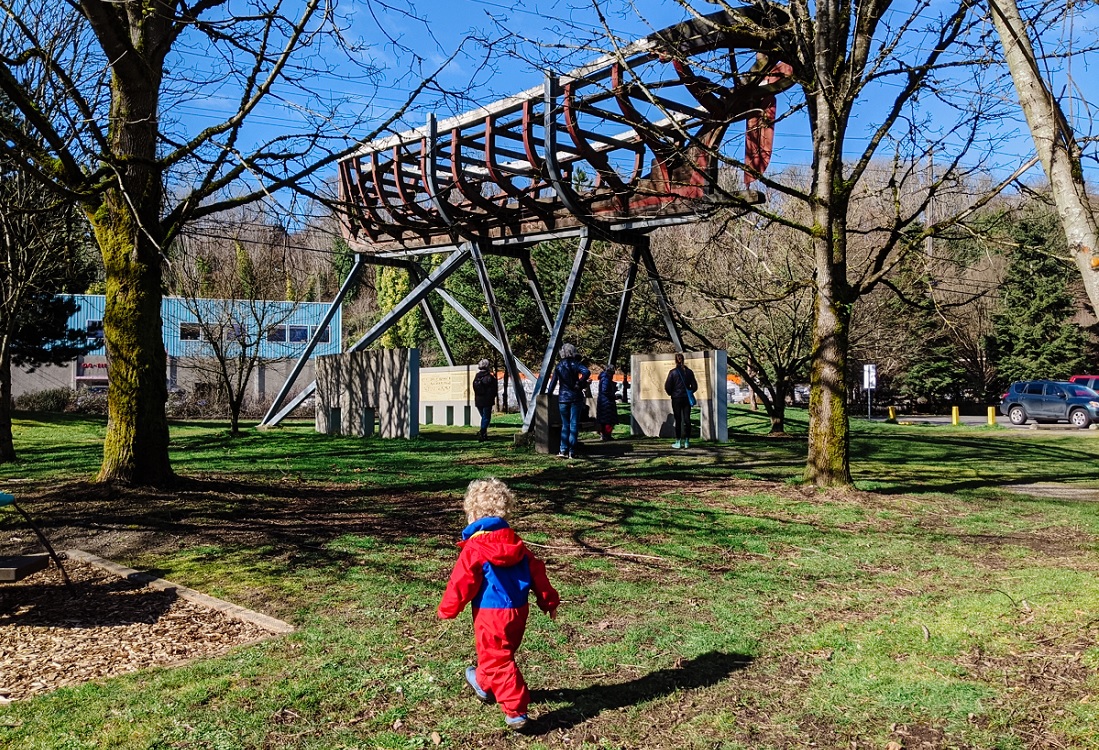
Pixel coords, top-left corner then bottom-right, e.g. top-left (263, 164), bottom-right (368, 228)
top-left (636, 235), bottom-right (684, 352)
top-left (260, 252), bottom-right (367, 427)
top-left (522, 230), bottom-right (592, 431)
top-left (608, 242), bottom-right (643, 368)
top-left (260, 246), bottom-right (470, 428)
top-left (345, 245), bottom-right (471, 350)
top-left (469, 240), bottom-right (528, 418)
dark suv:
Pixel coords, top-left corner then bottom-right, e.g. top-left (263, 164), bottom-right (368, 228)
top-left (1000, 380), bottom-right (1099, 428)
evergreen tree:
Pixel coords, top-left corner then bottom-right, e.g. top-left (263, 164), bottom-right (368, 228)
top-left (988, 208), bottom-right (1092, 385)
top-left (376, 265), bottom-right (424, 350)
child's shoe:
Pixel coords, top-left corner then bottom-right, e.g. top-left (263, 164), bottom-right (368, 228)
top-left (464, 666), bottom-right (493, 704)
top-left (505, 713), bottom-right (529, 730)
top-left (672, 439), bottom-right (682, 449)
top-left (684, 438), bottom-right (690, 448)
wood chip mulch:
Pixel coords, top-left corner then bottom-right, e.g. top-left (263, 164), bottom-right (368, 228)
top-left (0, 559), bottom-right (277, 702)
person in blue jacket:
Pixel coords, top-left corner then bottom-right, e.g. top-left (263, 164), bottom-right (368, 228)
top-left (545, 342), bottom-right (590, 458)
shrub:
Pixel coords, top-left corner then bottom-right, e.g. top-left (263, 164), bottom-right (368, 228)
top-left (71, 389), bottom-right (108, 415)
top-left (15, 387), bottom-right (76, 413)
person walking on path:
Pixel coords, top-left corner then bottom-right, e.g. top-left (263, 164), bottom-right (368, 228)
top-left (664, 352), bottom-right (698, 448)
top-left (438, 478), bottom-right (560, 731)
top-left (596, 364), bottom-right (618, 440)
top-left (472, 359), bottom-right (497, 441)
top-left (545, 342), bottom-right (590, 458)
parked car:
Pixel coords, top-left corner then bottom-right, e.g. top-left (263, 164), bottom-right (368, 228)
top-left (1069, 374), bottom-right (1099, 391)
top-left (999, 380), bottom-right (1099, 428)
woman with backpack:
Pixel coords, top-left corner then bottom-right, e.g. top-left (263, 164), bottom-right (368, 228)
top-left (664, 352), bottom-right (698, 448)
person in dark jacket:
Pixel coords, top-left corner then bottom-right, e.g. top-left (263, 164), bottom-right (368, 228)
top-left (596, 364), bottom-right (618, 440)
top-left (545, 342), bottom-right (590, 458)
top-left (472, 359), bottom-right (497, 441)
top-left (664, 352), bottom-right (698, 448)
top-left (438, 478), bottom-right (560, 731)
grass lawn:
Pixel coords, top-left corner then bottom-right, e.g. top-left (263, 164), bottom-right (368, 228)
top-left (1, 406), bottom-right (1098, 749)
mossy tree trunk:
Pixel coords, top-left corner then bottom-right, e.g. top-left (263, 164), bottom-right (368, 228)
top-left (84, 2), bottom-right (174, 485)
top-left (802, 7), bottom-right (856, 486)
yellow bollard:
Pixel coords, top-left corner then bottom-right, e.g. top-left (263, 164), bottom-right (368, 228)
top-left (951, 405), bottom-right (960, 426)
top-left (887, 406), bottom-right (896, 422)
top-left (988, 406), bottom-right (996, 426)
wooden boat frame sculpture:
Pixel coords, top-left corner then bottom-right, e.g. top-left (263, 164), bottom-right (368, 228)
top-left (261, 8), bottom-right (792, 428)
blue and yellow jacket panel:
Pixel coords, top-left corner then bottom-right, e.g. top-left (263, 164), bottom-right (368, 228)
top-left (438, 517), bottom-right (559, 617)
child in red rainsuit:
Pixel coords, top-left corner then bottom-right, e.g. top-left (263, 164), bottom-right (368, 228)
top-left (438, 478), bottom-right (560, 730)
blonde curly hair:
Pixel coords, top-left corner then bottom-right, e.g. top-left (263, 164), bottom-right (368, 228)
top-left (464, 477), bottom-right (516, 523)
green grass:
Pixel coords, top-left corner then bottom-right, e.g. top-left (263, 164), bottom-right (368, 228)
top-left (2, 406), bottom-right (1099, 748)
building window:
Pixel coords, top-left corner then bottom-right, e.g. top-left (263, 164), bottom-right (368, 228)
top-left (179, 322), bottom-right (203, 341)
top-left (267, 325), bottom-right (287, 343)
top-left (86, 320), bottom-right (104, 340)
top-left (311, 325), bottom-right (330, 343)
top-left (226, 322), bottom-right (247, 343)
top-left (289, 325), bottom-right (309, 343)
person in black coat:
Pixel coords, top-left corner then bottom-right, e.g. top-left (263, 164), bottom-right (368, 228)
top-left (472, 359), bottom-right (497, 441)
top-left (596, 364), bottom-right (618, 440)
top-left (664, 352), bottom-right (698, 448)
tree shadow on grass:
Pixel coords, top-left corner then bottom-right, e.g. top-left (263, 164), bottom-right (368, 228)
top-left (525, 650), bottom-right (753, 734)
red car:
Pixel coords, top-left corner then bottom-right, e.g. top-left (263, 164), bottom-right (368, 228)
top-left (1070, 375), bottom-right (1099, 391)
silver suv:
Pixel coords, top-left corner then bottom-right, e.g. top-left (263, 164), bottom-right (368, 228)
top-left (999, 380), bottom-right (1099, 428)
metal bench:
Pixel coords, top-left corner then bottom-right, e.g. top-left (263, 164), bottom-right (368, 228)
top-left (0, 492), bottom-right (69, 585)
top-left (0, 553), bottom-right (49, 582)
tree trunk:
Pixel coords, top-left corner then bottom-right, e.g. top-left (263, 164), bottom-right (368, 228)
top-left (88, 37), bottom-right (173, 485)
top-left (0, 343), bottom-right (15, 462)
top-left (805, 269), bottom-right (853, 485)
top-left (990, 0), bottom-right (1099, 315)
top-left (805, 70), bottom-right (853, 486)
top-left (91, 190), bottom-right (172, 485)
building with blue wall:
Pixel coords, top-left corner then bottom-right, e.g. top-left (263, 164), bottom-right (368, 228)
top-left (13, 294), bottom-right (342, 399)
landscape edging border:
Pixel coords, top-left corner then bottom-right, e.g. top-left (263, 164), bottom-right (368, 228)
top-left (64, 548), bottom-right (295, 635)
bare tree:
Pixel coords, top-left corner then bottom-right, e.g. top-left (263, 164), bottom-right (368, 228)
top-left (653, 195), bottom-right (814, 434)
top-left (0, 1), bottom-right (468, 484)
top-left (624, 2), bottom-right (1028, 485)
top-left (0, 165), bottom-right (97, 460)
top-left (170, 213), bottom-right (313, 435)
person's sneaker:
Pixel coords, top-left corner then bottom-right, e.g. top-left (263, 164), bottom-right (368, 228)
top-left (504, 713), bottom-right (529, 730)
top-left (684, 439), bottom-right (690, 448)
top-left (464, 666), bottom-right (493, 704)
top-left (556, 451), bottom-right (567, 458)
top-left (672, 440), bottom-right (682, 449)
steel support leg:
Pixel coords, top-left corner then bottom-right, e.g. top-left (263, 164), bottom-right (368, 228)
top-left (261, 253), bottom-right (368, 426)
top-left (433, 287), bottom-right (536, 382)
top-left (519, 251), bottom-right (554, 334)
top-left (400, 260), bottom-right (454, 366)
top-left (470, 240), bottom-right (528, 417)
top-left (522, 231), bottom-right (592, 431)
top-left (262, 246), bottom-right (470, 428)
top-left (608, 242), bottom-right (642, 368)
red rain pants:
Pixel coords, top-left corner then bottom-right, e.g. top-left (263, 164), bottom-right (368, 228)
top-left (473, 604), bottom-right (530, 717)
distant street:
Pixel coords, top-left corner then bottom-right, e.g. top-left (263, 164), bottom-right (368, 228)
top-left (873, 413), bottom-right (1098, 431)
